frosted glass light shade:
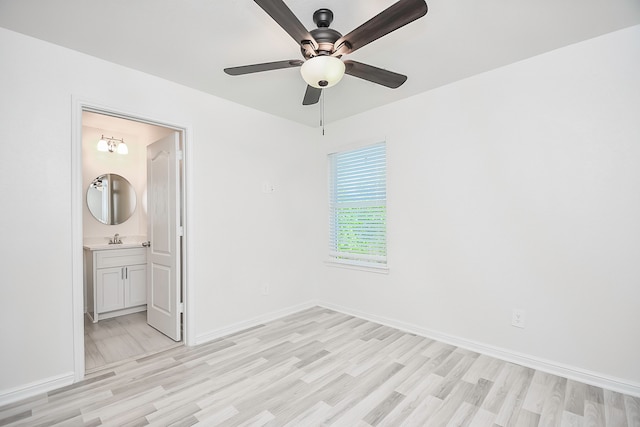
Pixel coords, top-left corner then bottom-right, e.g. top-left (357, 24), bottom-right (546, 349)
top-left (117, 142), bottom-right (128, 155)
top-left (300, 56), bottom-right (345, 89)
top-left (97, 138), bottom-right (109, 152)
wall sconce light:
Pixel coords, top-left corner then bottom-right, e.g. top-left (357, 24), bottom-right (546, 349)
top-left (97, 135), bottom-right (128, 155)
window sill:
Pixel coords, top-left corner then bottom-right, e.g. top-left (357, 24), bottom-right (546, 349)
top-left (324, 259), bottom-right (389, 274)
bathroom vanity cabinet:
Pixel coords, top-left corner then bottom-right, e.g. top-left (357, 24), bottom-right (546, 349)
top-left (84, 246), bottom-right (147, 322)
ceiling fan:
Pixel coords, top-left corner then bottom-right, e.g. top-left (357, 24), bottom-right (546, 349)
top-left (224, 0), bottom-right (428, 106)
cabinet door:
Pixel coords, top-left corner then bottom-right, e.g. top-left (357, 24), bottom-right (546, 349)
top-left (96, 267), bottom-right (125, 313)
top-left (125, 264), bottom-right (147, 307)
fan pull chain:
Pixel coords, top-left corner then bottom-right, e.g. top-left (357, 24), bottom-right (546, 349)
top-left (321, 90), bottom-right (325, 136)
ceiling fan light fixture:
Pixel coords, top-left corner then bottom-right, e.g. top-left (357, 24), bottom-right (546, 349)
top-left (300, 56), bottom-right (345, 89)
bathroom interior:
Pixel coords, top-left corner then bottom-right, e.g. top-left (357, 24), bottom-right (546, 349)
top-left (82, 111), bottom-right (182, 372)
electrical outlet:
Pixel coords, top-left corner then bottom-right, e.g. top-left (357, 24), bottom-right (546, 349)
top-left (512, 309), bottom-right (526, 328)
top-left (261, 283), bottom-right (270, 296)
top-left (261, 182), bottom-right (275, 194)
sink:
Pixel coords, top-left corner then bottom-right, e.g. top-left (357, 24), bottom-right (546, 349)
top-left (84, 242), bottom-right (145, 250)
top-left (83, 237), bottom-right (148, 251)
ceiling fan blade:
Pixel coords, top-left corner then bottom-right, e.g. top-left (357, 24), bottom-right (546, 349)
top-left (334, 0), bottom-right (427, 55)
top-left (344, 60), bottom-right (407, 88)
top-left (224, 60), bottom-right (303, 76)
top-left (254, 0), bottom-right (318, 50)
top-left (302, 85), bottom-right (322, 105)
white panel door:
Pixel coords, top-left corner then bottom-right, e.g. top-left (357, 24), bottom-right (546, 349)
top-left (147, 132), bottom-right (181, 341)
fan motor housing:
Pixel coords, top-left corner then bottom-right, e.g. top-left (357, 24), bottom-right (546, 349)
top-left (302, 9), bottom-right (342, 59)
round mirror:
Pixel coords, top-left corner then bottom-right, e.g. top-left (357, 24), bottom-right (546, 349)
top-left (87, 173), bottom-right (137, 225)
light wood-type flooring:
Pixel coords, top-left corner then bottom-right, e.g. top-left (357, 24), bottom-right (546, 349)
top-left (84, 312), bottom-right (182, 372)
top-left (1, 307), bottom-right (639, 426)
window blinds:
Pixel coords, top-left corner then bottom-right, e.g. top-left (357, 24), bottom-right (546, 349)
top-left (328, 142), bottom-right (387, 266)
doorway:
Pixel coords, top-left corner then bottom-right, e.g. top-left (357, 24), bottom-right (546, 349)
top-left (72, 103), bottom-right (190, 379)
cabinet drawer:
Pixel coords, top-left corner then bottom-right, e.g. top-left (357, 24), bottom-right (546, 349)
top-left (95, 248), bottom-right (146, 269)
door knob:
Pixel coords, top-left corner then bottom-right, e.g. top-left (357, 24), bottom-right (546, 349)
top-left (142, 241), bottom-right (151, 247)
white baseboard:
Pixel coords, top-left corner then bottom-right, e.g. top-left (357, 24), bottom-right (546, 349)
top-left (0, 372), bottom-right (75, 406)
top-left (194, 300), bottom-right (318, 346)
top-left (318, 301), bottom-right (640, 398)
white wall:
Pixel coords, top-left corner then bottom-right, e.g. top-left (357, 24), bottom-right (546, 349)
top-left (0, 27), bottom-right (322, 397)
top-left (317, 25), bottom-right (640, 389)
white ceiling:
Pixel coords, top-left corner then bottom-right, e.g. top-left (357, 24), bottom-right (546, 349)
top-left (2, 0), bottom-right (639, 127)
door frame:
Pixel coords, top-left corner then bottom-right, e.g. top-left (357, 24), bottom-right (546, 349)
top-left (71, 98), bottom-right (193, 381)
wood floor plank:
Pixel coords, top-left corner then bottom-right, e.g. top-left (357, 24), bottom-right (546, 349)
top-left (463, 354), bottom-right (500, 384)
top-left (432, 353), bottom-right (480, 400)
top-left (271, 373), bottom-right (356, 424)
top-left (363, 390), bottom-right (406, 426)
top-left (328, 356), bottom-right (430, 426)
top-left (514, 408), bottom-right (541, 426)
top-left (280, 401), bottom-right (332, 427)
top-left (323, 362), bottom-right (406, 424)
top-left (378, 373), bottom-right (445, 427)
top-left (563, 410), bottom-right (586, 426)
top-left (426, 380), bottom-right (476, 426)
top-left (468, 407), bottom-right (497, 427)
top-left (400, 394), bottom-right (443, 426)
top-left (566, 379), bottom-right (589, 416)
top-left (522, 370), bottom-right (557, 414)
top-left (605, 405), bottom-right (629, 427)
top-left (395, 345), bottom-right (455, 395)
top-left (482, 363), bottom-right (523, 415)
top-left (100, 402), bottom-right (156, 426)
top-left (585, 400), bottom-right (607, 427)
top-left (448, 401), bottom-right (484, 427)
top-left (625, 395), bottom-right (640, 427)
top-left (538, 376), bottom-right (568, 427)
top-left (493, 365), bottom-right (535, 426)
top-left (235, 409), bottom-right (275, 427)
top-left (466, 378), bottom-right (494, 409)
top-left (194, 404), bottom-right (239, 425)
top-left (1, 306), bottom-right (638, 427)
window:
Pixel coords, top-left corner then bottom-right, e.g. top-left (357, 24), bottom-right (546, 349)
top-left (328, 142), bottom-right (387, 268)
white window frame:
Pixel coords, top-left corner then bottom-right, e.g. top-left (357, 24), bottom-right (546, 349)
top-left (327, 142), bottom-right (388, 272)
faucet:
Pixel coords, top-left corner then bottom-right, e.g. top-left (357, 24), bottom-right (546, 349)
top-left (109, 233), bottom-right (122, 244)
